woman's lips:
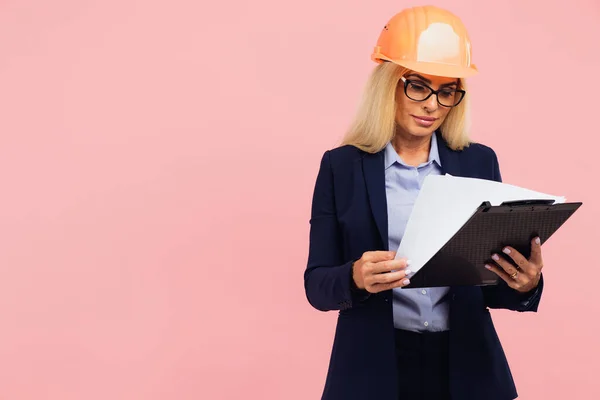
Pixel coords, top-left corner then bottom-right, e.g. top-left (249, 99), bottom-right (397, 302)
top-left (411, 115), bottom-right (437, 127)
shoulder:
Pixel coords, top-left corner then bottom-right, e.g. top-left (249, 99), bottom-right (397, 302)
top-left (318, 144), bottom-right (367, 171)
top-left (457, 140), bottom-right (502, 181)
top-left (459, 142), bottom-right (498, 164)
top-left (461, 141), bottom-right (499, 162)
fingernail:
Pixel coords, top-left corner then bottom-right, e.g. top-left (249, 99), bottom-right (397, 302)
top-left (406, 260), bottom-right (412, 266)
top-left (484, 264), bottom-right (492, 270)
top-left (492, 254), bottom-right (500, 261)
top-left (404, 269), bottom-right (412, 275)
top-left (535, 237), bottom-right (541, 245)
top-left (402, 279), bottom-right (410, 285)
top-left (503, 248), bottom-right (511, 255)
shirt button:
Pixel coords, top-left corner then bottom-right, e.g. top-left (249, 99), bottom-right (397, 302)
top-left (424, 321), bottom-right (429, 327)
top-left (422, 289), bottom-right (427, 294)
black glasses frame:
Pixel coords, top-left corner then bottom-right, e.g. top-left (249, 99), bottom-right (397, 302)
top-left (400, 76), bottom-right (466, 108)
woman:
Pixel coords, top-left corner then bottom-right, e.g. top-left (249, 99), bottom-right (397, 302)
top-left (304, 6), bottom-right (544, 400)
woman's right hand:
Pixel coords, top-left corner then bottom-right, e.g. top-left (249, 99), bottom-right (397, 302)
top-left (352, 251), bottom-right (412, 293)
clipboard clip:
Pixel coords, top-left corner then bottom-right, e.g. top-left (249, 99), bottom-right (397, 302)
top-left (500, 199), bottom-right (555, 206)
top-left (478, 199), bottom-right (555, 213)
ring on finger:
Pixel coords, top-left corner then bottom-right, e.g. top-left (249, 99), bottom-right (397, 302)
top-left (510, 271), bottom-right (519, 280)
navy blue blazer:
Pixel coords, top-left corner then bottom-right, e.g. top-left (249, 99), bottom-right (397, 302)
top-left (304, 131), bottom-right (543, 400)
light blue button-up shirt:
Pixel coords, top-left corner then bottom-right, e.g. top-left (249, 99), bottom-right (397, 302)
top-left (384, 133), bottom-right (450, 332)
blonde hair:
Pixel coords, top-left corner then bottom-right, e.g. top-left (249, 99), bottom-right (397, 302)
top-left (340, 62), bottom-right (472, 153)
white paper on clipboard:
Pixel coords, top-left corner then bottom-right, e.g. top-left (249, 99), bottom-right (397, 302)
top-left (396, 174), bottom-right (566, 276)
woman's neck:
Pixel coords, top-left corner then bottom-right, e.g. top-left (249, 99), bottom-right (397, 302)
top-left (392, 131), bottom-right (432, 167)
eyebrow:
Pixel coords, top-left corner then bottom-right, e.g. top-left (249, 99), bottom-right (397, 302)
top-left (406, 73), bottom-right (458, 88)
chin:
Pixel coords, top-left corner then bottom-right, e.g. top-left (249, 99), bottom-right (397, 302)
top-left (396, 119), bottom-right (441, 138)
top-left (408, 125), bottom-right (437, 137)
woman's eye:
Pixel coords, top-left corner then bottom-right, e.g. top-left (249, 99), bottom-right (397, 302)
top-left (410, 83), bottom-right (427, 92)
top-left (439, 90), bottom-right (456, 98)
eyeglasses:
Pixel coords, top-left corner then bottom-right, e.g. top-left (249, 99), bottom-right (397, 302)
top-left (400, 76), bottom-right (466, 108)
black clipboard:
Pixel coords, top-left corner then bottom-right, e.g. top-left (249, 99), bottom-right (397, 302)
top-left (403, 199), bottom-right (582, 289)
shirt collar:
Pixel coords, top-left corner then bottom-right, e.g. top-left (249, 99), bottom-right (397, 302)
top-left (384, 132), bottom-right (442, 170)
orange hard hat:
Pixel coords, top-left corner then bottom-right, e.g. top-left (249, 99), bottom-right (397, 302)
top-left (371, 6), bottom-right (478, 78)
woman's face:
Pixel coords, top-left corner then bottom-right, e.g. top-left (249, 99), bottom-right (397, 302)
top-left (395, 72), bottom-right (459, 138)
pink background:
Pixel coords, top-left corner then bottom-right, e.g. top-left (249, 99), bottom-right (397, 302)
top-left (0, 0), bottom-right (598, 399)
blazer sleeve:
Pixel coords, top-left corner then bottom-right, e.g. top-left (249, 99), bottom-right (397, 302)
top-left (481, 147), bottom-right (544, 312)
top-left (304, 150), bottom-right (369, 312)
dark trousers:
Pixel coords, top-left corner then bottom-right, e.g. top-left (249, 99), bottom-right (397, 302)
top-left (395, 329), bottom-right (451, 400)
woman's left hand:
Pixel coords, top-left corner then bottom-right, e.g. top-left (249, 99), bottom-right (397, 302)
top-left (485, 237), bottom-right (544, 293)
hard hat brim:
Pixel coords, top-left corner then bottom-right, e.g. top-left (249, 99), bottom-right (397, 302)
top-left (373, 55), bottom-right (478, 79)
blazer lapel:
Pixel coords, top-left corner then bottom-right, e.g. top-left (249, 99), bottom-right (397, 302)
top-left (362, 131), bottom-right (461, 252)
top-left (362, 151), bottom-right (389, 250)
top-left (436, 130), bottom-right (462, 177)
